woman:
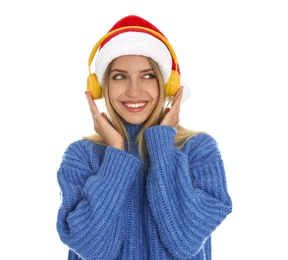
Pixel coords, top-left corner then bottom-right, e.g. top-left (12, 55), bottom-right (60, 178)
top-left (56, 15), bottom-right (232, 260)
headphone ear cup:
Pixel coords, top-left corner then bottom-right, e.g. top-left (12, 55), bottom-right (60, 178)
top-left (165, 70), bottom-right (181, 97)
top-left (87, 73), bottom-right (102, 99)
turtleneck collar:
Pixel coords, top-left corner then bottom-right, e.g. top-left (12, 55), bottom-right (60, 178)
top-left (125, 123), bottom-right (143, 141)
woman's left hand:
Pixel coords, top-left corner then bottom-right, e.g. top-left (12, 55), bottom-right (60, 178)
top-left (160, 86), bottom-right (183, 128)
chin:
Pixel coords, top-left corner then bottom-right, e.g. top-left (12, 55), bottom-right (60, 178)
top-left (123, 117), bottom-right (147, 125)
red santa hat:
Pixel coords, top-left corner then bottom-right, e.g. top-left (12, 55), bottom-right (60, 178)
top-left (94, 15), bottom-right (179, 86)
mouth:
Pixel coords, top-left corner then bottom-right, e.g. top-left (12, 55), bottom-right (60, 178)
top-left (122, 101), bottom-right (148, 112)
top-left (123, 102), bottom-right (146, 108)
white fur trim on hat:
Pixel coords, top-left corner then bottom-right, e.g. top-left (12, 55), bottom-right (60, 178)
top-left (95, 32), bottom-right (172, 85)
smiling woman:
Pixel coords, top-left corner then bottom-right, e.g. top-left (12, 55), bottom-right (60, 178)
top-left (56, 15), bottom-right (232, 260)
top-left (108, 56), bottom-right (160, 125)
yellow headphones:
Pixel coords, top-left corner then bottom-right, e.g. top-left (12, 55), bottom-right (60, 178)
top-left (87, 26), bottom-right (180, 99)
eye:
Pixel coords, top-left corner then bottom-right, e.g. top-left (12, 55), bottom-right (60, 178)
top-left (113, 74), bottom-right (126, 80)
top-left (143, 73), bottom-right (156, 79)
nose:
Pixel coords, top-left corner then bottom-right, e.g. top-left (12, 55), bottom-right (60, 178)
top-left (126, 79), bottom-right (142, 97)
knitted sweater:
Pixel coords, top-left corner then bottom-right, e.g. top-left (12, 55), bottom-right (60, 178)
top-left (56, 124), bottom-right (232, 260)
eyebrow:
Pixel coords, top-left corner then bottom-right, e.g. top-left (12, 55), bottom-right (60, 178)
top-left (110, 68), bottom-right (154, 74)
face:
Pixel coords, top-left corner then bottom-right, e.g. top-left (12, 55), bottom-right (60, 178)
top-left (108, 55), bottom-right (159, 125)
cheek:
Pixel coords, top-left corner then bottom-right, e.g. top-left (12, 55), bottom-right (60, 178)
top-left (149, 84), bottom-right (160, 101)
top-left (108, 85), bottom-right (119, 102)
top-left (108, 85), bottom-right (126, 113)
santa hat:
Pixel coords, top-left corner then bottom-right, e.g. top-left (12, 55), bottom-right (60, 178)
top-left (94, 15), bottom-right (180, 86)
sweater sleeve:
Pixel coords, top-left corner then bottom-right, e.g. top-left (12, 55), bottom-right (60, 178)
top-left (144, 126), bottom-right (232, 259)
top-left (56, 140), bottom-right (142, 260)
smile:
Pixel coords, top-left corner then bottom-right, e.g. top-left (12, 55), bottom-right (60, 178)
top-left (124, 102), bottom-right (146, 108)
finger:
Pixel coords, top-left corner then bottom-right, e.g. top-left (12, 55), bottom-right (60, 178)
top-left (101, 112), bottom-right (108, 120)
top-left (85, 91), bottom-right (96, 108)
top-left (164, 107), bottom-right (170, 115)
top-left (171, 91), bottom-right (183, 111)
top-left (171, 87), bottom-right (183, 106)
top-left (85, 91), bottom-right (100, 118)
top-left (175, 86), bottom-right (184, 101)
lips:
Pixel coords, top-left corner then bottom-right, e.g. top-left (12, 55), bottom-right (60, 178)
top-left (122, 101), bottom-right (148, 112)
top-left (124, 102), bottom-right (146, 108)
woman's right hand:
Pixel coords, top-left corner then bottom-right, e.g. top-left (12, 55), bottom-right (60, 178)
top-left (85, 92), bottom-right (124, 150)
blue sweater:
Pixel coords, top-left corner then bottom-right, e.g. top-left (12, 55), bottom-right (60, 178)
top-left (57, 124), bottom-right (232, 259)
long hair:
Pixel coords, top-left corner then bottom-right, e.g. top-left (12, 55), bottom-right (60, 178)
top-left (83, 57), bottom-right (204, 159)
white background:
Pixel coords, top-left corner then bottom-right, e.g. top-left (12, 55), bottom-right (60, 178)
top-left (0, 0), bottom-right (287, 259)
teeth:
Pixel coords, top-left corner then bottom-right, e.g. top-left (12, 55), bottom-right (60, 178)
top-left (125, 102), bottom-right (146, 108)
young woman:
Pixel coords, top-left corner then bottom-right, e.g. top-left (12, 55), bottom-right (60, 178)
top-left (56, 15), bottom-right (232, 260)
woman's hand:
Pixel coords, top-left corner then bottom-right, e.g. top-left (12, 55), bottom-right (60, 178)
top-left (85, 92), bottom-right (124, 150)
top-left (160, 86), bottom-right (183, 128)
